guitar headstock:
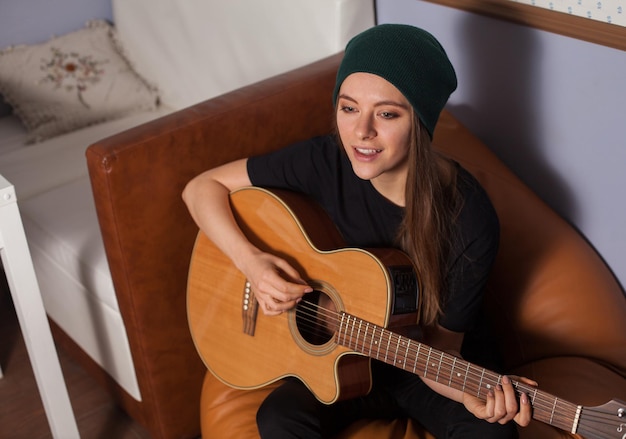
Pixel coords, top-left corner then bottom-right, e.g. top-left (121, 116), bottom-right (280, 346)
top-left (577, 399), bottom-right (626, 439)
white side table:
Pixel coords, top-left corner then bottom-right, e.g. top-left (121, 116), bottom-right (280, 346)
top-left (0, 174), bottom-right (80, 438)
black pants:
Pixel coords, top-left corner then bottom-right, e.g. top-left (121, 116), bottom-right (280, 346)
top-left (256, 361), bottom-right (518, 439)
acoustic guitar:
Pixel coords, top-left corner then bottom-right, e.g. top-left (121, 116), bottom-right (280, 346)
top-left (187, 186), bottom-right (625, 439)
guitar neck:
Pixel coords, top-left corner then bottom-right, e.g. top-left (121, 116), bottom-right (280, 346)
top-left (336, 312), bottom-right (581, 434)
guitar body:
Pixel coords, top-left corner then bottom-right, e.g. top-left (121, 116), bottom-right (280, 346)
top-left (187, 187), bottom-right (419, 404)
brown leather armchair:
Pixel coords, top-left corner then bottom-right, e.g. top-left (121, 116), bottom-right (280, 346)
top-left (87, 53), bottom-right (626, 439)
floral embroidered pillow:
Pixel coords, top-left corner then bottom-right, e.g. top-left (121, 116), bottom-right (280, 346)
top-left (0, 20), bottom-right (159, 143)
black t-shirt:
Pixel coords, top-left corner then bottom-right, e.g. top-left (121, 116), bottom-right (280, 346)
top-left (247, 135), bottom-right (499, 340)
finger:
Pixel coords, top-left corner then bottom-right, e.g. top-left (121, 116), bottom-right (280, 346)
top-left (261, 289), bottom-right (305, 312)
top-left (514, 392), bottom-right (533, 427)
top-left (259, 284), bottom-right (306, 313)
top-left (260, 298), bottom-right (285, 316)
top-left (268, 294), bottom-right (300, 312)
top-left (508, 375), bottom-right (538, 390)
top-left (273, 258), bottom-right (310, 287)
top-left (254, 276), bottom-right (303, 306)
top-left (490, 384), bottom-right (508, 423)
top-left (518, 376), bottom-right (539, 388)
top-left (246, 280), bottom-right (283, 316)
top-left (262, 271), bottom-right (311, 303)
top-left (497, 376), bottom-right (519, 424)
top-left (482, 389), bottom-right (496, 421)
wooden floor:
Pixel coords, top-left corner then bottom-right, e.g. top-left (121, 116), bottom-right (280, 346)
top-left (0, 274), bottom-right (152, 439)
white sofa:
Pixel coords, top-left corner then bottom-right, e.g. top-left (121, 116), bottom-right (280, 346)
top-left (0, 1), bottom-right (374, 437)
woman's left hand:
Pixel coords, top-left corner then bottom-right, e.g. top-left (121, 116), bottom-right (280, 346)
top-left (462, 375), bottom-right (537, 426)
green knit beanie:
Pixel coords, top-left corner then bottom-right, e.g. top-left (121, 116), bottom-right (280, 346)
top-left (333, 24), bottom-right (457, 138)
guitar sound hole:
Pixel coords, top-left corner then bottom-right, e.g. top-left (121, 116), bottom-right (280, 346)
top-left (295, 291), bottom-right (336, 346)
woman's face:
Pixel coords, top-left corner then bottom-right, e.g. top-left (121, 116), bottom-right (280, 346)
top-left (336, 72), bottom-right (413, 201)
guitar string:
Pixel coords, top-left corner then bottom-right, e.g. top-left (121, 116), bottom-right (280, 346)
top-left (247, 285), bottom-right (617, 434)
top-left (574, 400), bottom-right (626, 434)
top-left (294, 302), bottom-right (619, 433)
top-left (294, 302), bottom-right (513, 393)
top-left (576, 421), bottom-right (620, 439)
top-left (290, 301), bottom-right (619, 432)
top-left (573, 415), bottom-right (621, 439)
top-left (294, 305), bottom-right (621, 437)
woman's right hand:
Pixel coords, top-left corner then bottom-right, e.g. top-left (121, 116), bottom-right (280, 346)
top-left (238, 249), bottom-right (313, 316)
top-left (183, 158), bottom-right (311, 315)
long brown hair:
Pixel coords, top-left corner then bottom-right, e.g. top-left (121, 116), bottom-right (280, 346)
top-left (396, 114), bottom-right (460, 326)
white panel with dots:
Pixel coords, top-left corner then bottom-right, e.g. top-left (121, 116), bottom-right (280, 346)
top-left (510, 0), bottom-right (625, 26)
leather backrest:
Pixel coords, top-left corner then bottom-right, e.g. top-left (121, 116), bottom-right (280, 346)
top-left (433, 113), bottom-right (626, 373)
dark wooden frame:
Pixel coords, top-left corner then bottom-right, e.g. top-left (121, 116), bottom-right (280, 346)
top-left (422, 0), bottom-right (626, 51)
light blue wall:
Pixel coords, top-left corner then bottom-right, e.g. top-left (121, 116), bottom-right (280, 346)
top-left (377, 0), bottom-right (626, 293)
top-left (0, 0), bottom-right (113, 48)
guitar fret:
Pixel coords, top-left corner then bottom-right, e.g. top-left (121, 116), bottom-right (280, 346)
top-left (449, 357), bottom-right (457, 387)
top-left (375, 326), bottom-right (382, 360)
top-left (461, 363), bottom-right (470, 392)
top-left (349, 315), bottom-right (356, 350)
top-left (338, 313), bottom-right (346, 346)
top-left (384, 330), bottom-right (391, 363)
top-left (425, 347), bottom-right (432, 378)
top-left (550, 397), bottom-right (558, 425)
top-left (369, 325), bottom-right (376, 358)
top-left (478, 369), bottom-right (485, 398)
top-left (435, 351), bottom-right (443, 382)
top-left (356, 320), bottom-right (363, 350)
top-left (346, 314), bottom-right (352, 348)
top-left (404, 339), bottom-right (411, 371)
top-left (394, 335), bottom-right (401, 367)
top-left (365, 322), bottom-right (372, 356)
top-left (343, 314), bottom-right (350, 346)
top-left (413, 343), bottom-right (422, 373)
top-left (368, 325), bottom-right (374, 358)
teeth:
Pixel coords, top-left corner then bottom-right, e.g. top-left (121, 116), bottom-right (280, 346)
top-left (356, 148), bottom-right (381, 155)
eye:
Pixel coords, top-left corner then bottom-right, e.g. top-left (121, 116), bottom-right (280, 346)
top-left (340, 105), bottom-right (357, 113)
top-left (379, 111), bottom-right (398, 119)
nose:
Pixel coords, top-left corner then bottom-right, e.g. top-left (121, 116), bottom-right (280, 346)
top-left (355, 113), bottom-right (376, 140)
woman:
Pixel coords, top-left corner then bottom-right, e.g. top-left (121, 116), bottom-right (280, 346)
top-left (183, 24), bottom-right (533, 439)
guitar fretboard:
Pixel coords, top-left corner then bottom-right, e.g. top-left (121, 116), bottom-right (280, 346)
top-left (335, 312), bottom-right (580, 433)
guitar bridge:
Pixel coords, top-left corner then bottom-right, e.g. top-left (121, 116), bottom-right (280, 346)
top-left (242, 280), bottom-right (259, 336)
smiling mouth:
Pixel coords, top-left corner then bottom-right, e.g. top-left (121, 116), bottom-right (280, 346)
top-left (355, 147), bottom-right (382, 156)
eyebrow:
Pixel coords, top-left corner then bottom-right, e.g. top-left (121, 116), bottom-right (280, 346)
top-left (337, 94), bottom-right (410, 110)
